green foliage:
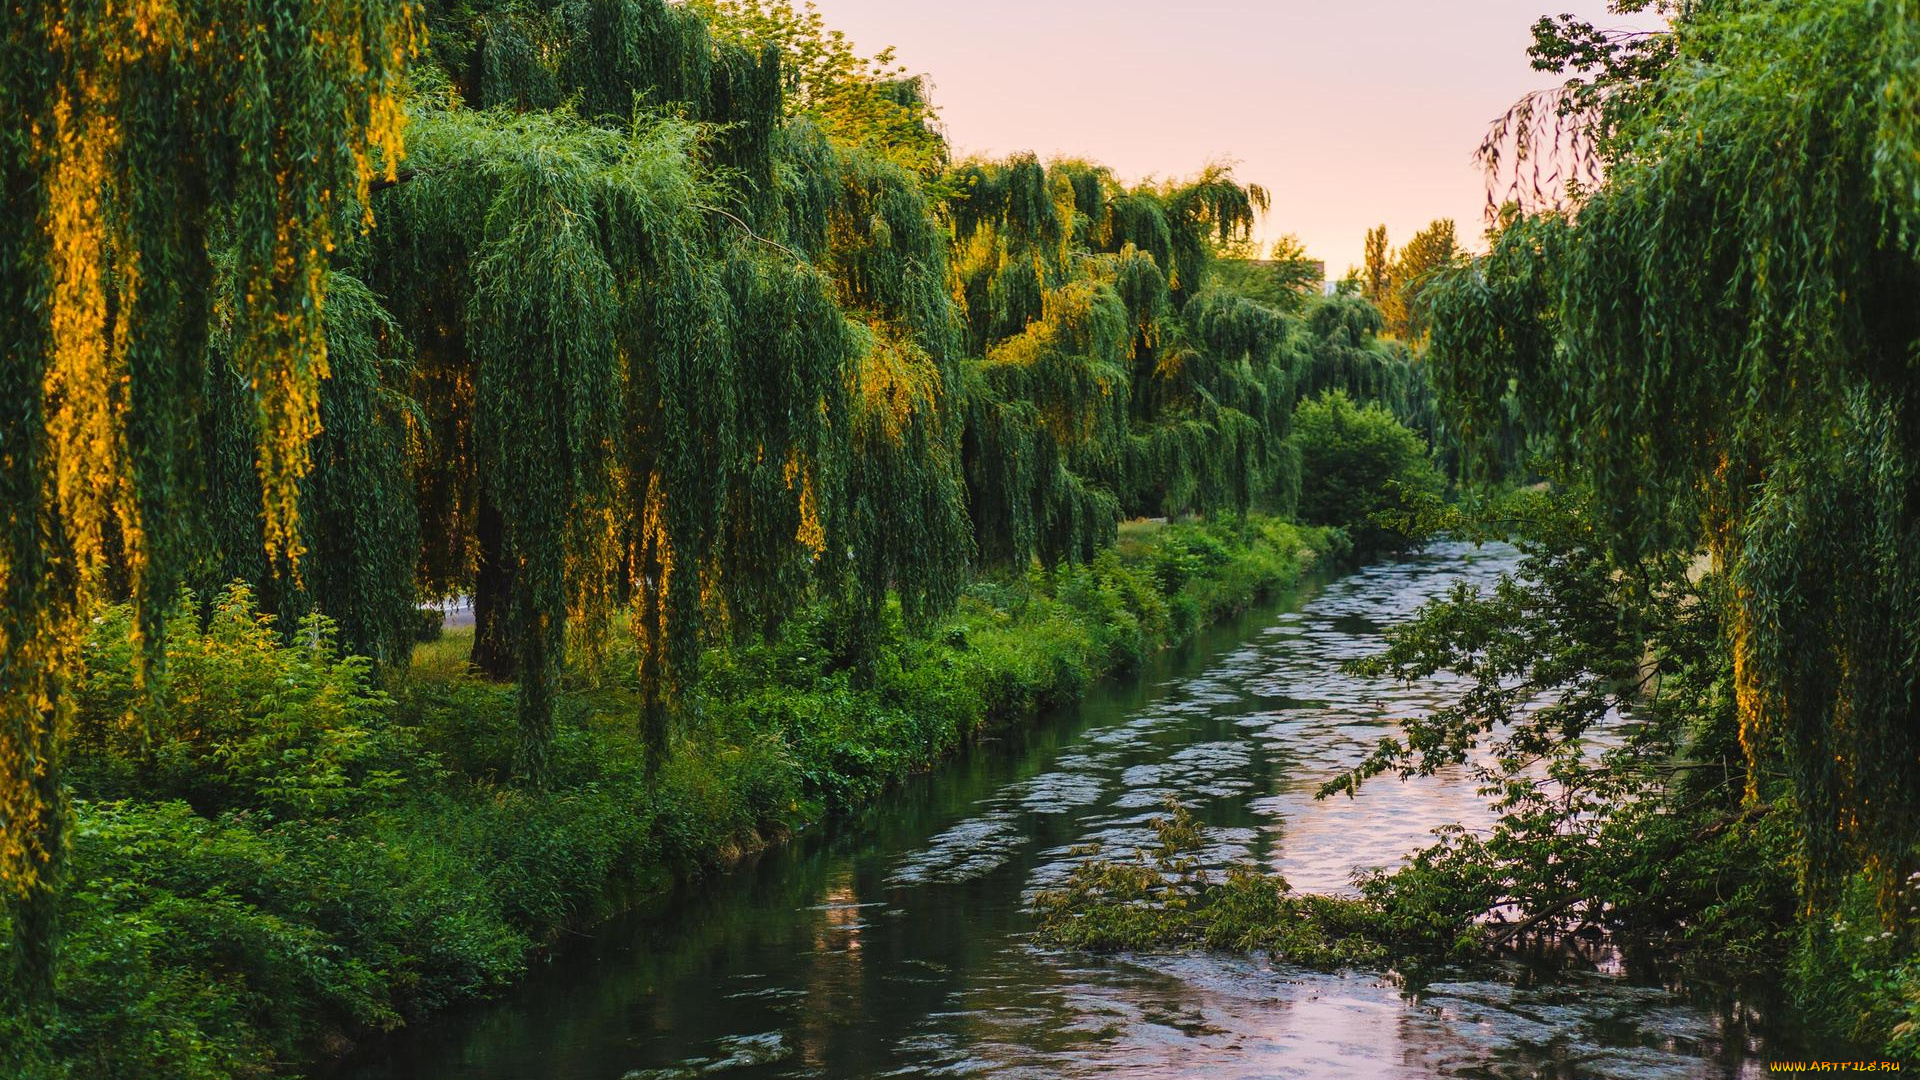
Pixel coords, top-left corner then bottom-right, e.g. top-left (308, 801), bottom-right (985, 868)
top-left (424, 0), bottom-right (784, 212)
top-left (689, 0), bottom-right (949, 176)
top-left (1032, 800), bottom-right (1387, 964)
top-left (19, 516), bottom-right (1330, 1080)
top-left (1425, 0), bottom-right (1920, 917)
top-left (1387, 219), bottom-right (1463, 340)
top-left (1322, 488), bottom-right (1801, 967)
top-left (947, 155), bottom-right (1303, 544)
top-left (198, 272), bottom-right (423, 668)
top-left (1208, 234), bottom-right (1323, 313)
top-left (1790, 872), bottom-right (1920, 1059)
top-left (1356, 220), bottom-right (1464, 341)
top-left (709, 517), bottom-right (1330, 811)
top-left (1290, 390), bottom-right (1442, 554)
top-left (1287, 292), bottom-right (1438, 442)
top-left (369, 5), bottom-right (989, 768)
top-left (1362, 225), bottom-right (1391, 305)
top-left (368, 98), bottom-right (863, 775)
top-left (2, 0), bottom-right (417, 1004)
top-left (69, 586), bottom-right (423, 821)
top-left (38, 801), bottom-right (527, 1079)
top-left (3, 0), bottom-right (1456, 1051)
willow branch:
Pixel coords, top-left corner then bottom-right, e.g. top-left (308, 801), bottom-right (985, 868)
top-left (696, 203), bottom-right (803, 261)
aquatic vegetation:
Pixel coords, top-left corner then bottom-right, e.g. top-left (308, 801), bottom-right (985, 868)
top-left (1032, 800), bottom-right (1387, 965)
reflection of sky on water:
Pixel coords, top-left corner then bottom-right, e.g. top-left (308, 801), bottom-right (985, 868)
top-left (329, 542), bottom-right (1786, 1080)
top-left (894, 540), bottom-right (1512, 900)
top-left (871, 540), bottom-right (1772, 1078)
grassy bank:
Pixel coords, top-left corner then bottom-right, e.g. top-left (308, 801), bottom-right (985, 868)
top-left (13, 515), bottom-right (1337, 1079)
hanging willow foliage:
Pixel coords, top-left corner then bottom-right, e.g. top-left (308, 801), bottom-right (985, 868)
top-left (430, 0), bottom-right (784, 219)
top-left (372, 0), bottom-right (988, 764)
top-left (4, 0), bottom-right (1439, 1011)
top-left (1424, 0), bottom-right (1920, 910)
top-left (945, 154), bottom-right (1299, 548)
top-left (368, 101), bottom-right (856, 775)
top-left (359, 0), bottom-right (981, 773)
top-left (806, 131), bottom-right (973, 639)
top-left (199, 270), bottom-right (422, 669)
top-left (1139, 289), bottom-right (1296, 516)
top-left (949, 156), bottom-right (1121, 565)
top-left (0, 0), bottom-right (1453, 1027)
top-left (1, 0), bottom-right (417, 1002)
top-left (1290, 292), bottom-right (1438, 440)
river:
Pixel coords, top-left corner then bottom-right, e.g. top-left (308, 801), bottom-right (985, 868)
top-left (323, 541), bottom-right (1793, 1079)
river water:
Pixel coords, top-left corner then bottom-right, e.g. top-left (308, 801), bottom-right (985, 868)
top-left (326, 542), bottom-right (1792, 1080)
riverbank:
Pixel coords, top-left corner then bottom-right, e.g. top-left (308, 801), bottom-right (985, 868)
top-left (25, 515), bottom-right (1338, 1080)
top-left (313, 538), bottom-right (1803, 1080)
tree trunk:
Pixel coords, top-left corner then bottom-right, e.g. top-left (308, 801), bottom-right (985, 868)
top-left (6, 733), bottom-right (65, 1014)
top-left (469, 498), bottom-right (518, 679)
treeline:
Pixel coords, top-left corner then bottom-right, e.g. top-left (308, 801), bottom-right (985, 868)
top-left (0, 0), bottom-right (1429, 1019)
top-left (152, 2), bottom-right (1436, 780)
top-left (1420, 0), bottom-right (1920, 935)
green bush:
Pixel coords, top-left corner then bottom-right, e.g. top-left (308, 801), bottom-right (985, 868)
top-left (71, 586), bottom-right (430, 818)
top-left (1290, 390), bottom-right (1443, 555)
top-left (47, 800), bottom-right (527, 1079)
top-left (1788, 869), bottom-right (1920, 1057)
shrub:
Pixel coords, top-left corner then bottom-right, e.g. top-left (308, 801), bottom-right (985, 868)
top-left (46, 800), bottom-right (526, 1078)
top-left (1290, 390), bottom-right (1443, 555)
top-left (70, 586), bottom-right (431, 819)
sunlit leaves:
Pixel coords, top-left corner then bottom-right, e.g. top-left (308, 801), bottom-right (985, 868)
top-left (2, 0), bottom-right (416, 1000)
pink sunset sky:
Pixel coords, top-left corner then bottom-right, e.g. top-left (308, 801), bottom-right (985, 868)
top-left (811, 0), bottom-right (1663, 274)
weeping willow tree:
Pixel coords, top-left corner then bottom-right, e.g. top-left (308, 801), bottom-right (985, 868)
top-left (947, 155), bottom-right (1127, 563)
top-left (1154, 289), bottom-right (1297, 515)
top-left (368, 0), bottom-right (976, 767)
top-left (1424, 0), bottom-right (1920, 911)
top-left (1288, 291), bottom-right (1438, 440)
top-left (688, 0), bottom-right (950, 177)
top-left (387, 0), bottom-right (798, 740)
top-left (945, 155), bottom-right (1292, 561)
top-left (0, 0), bottom-right (416, 1005)
top-left (367, 101), bottom-right (852, 777)
top-left (198, 271), bottom-right (422, 669)
top-left (799, 130), bottom-right (972, 642)
top-left (417, 0), bottom-right (783, 219)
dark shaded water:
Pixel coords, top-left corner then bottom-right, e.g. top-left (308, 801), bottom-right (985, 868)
top-left (326, 544), bottom-right (1790, 1079)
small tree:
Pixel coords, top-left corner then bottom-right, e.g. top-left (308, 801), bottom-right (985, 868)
top-left (1291, 390), bottom-right (1442, 556)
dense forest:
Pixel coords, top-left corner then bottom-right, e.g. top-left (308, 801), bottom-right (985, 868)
top-left (3, 0), bottom-right (1917, 1075)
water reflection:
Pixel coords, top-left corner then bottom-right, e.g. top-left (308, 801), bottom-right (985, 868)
top-left (324, 542), bottom-right (1793, 1080)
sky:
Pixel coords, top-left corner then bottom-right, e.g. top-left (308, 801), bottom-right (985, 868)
top-left (809, 0), bottom-right (1662, 275)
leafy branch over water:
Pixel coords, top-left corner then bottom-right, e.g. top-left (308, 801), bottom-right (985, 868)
top-left (1037, 486), bottom-right (1800, 969)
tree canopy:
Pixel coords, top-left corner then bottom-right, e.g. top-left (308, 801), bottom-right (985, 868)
top-left (0, 0), bottom-right (1436, 1014)
top-left (1423, 0), bottom-right (1920, 909)
top-left (2, 0), bottom-right (418, 1002)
